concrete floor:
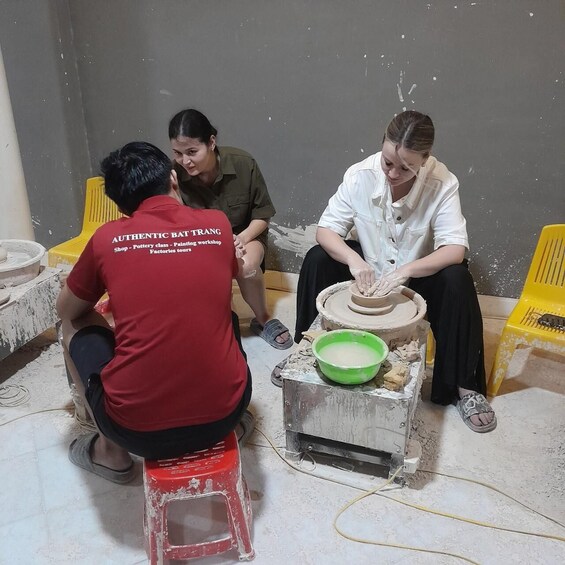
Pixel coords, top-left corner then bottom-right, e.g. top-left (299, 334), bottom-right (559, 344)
top-left (0, 288), bottom-right (564, 564)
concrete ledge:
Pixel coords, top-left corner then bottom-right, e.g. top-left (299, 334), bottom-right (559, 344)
top-left (0, 267), bottom-right (61, 361)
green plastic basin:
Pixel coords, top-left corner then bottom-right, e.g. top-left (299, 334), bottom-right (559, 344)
top-left (312, 329), bottom-right (389, 385)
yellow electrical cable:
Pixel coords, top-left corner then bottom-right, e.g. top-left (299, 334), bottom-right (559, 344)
top-left (0, 384), bottom-right (31, 407)
top-left (0, 405), bottom-right (97, 432)
top-left (255, 429), bottom-right (480, 563)
top-left (254, 427), bottom-right (565, 562)
top-left (419, 469), bottom-right (565, 531)
top-left (378, 480), bottom-right (565, 543)
top-left (0, 407), bottom-right (70, 426)
top-left (332, 468), bottom-right (481, 564)
top-left (2, 412), bottom-right (563, 559)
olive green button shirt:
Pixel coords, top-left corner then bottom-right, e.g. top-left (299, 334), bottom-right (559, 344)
top-left (174, 146), bottom-right (276, 248)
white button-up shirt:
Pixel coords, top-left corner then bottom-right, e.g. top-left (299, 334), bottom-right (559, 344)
top-left (318, 152), bottom-right (468, 278)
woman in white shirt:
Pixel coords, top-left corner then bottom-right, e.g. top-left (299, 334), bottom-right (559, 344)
top-left (281, 111), bottom-right (496, 433)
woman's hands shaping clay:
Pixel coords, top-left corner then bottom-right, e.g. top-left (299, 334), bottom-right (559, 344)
top-left (373, 268), bottom-right (409, 296)
top-left (348, 257), bottom-right (376, 295)
top-left (348, 254), bottom-right (410, 297)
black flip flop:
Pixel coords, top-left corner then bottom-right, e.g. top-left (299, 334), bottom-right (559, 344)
top-left (250, 318), bottom-right (293, 350)
top-left (68, 433), bottom-right (136, 484)
top-left (270, 357), bottom-right (289, 387)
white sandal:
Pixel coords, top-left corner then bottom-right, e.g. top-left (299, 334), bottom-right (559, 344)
top-left (457, 392), bottom-right (497, 433)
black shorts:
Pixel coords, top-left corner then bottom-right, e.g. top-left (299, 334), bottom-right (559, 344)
top-left (68, 316), bottom-right (252, 460)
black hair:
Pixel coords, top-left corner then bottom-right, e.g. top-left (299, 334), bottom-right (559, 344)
top-left (100, 141), bottom-right (172, 215)
top-left (168, 109), bottom-right (218, 142)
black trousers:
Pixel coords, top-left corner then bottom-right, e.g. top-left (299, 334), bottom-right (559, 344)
top-left (295, 242), bottom-right (486, 405)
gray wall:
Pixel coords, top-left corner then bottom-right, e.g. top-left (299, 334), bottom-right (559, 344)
top-left (3, 1), bottom-right (564, 297)
top-left (0, 0), bottom-right (92, 243)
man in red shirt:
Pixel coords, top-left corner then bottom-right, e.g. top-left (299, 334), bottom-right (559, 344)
top-left (57, 141), bottom-right (253, 484)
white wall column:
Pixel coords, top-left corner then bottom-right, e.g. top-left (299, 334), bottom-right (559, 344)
top-left (0, 44), bottom-right (34, 240)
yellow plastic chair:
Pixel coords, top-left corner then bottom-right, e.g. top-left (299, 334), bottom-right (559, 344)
top-left (426, 332), bottom-right (436, 366)
top-left (487, 224), bottom-right (565, 396)
top-left (48, 177), bottom-right (124, 267)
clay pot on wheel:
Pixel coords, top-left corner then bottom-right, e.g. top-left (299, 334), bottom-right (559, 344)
top-left (349, 283), bottom-right (394, 315)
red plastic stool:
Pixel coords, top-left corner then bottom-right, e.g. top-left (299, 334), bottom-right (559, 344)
top-left (143, 431), bottom-right (255, 563)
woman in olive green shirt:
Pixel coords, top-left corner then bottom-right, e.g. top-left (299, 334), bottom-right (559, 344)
top-left (169, 109), bottom-right (292, 349)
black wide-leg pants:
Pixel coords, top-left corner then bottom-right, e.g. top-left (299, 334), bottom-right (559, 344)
top-left (294, 242), bottom-right (486, 405)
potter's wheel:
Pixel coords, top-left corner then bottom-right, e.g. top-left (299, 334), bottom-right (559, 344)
top-left (0, 249), bottom-right (35, 269)
top-left (0, 240), bottom-right (45, 287)
top-left (316, 282), bottom-right (427, 344)
top-left (324, 287), bottom-right (417, 329)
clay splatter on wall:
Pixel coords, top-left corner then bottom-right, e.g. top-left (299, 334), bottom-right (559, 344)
top-left (270, 221), bottom-right (318, 258)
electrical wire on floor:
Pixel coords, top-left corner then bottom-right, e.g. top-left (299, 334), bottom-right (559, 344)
top-left (69, 384), bottom-right (97, 431)
top-left (0, 407), bottom-right (69, 426)
top-left (72, 409), bottom-right (96, 431)
top-left (1, 403), bottom-right (563, 561)
top-left (333, 468), bottom-right (480, 565)
top-left (0, 404), bottom-right (96, 431)
top-left (0, 384), bottom-right (30, 407)
top-left (385, 469), bottom-right (565, 537)
top-left (0, 384), bottom-right (92, 430)
top-left (253, 427), bottom-right (565, 564)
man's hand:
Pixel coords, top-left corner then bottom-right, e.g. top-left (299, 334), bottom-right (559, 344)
top-left (59, 270), bottom-right (70, 288)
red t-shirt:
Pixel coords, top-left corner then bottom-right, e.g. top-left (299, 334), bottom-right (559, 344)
top-left (67, 195), bottom-right (248, 431)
